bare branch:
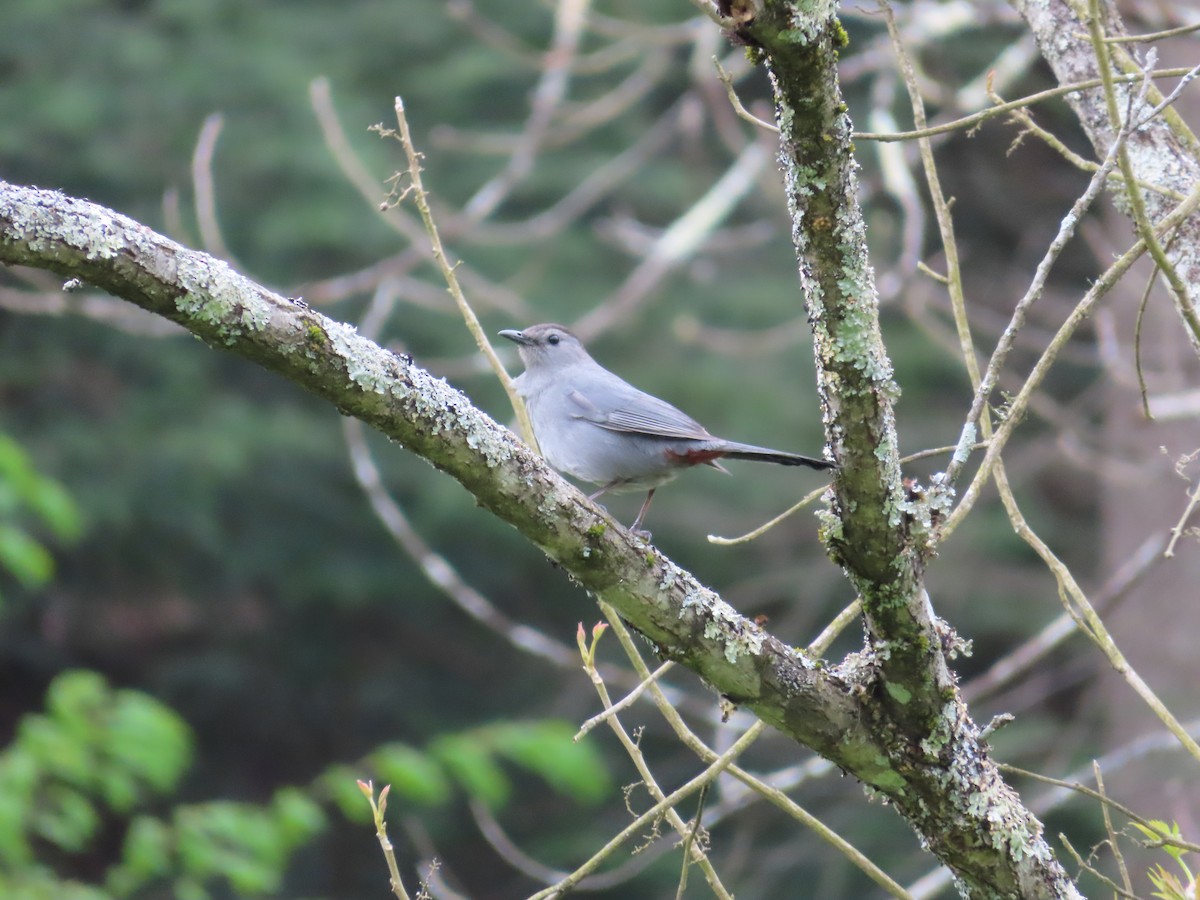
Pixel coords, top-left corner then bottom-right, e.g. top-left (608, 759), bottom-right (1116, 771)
top-left (191, 113), bottom-right (240, 266)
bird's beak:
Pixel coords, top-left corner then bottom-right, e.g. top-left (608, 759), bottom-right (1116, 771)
top-left (498, 329), bottom-right (530, 345)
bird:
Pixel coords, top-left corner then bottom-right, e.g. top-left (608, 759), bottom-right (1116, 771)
top-left (499, 323), bottom-right (836, 533)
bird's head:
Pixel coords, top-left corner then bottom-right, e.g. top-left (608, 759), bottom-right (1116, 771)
top-left (499, 323), bottom-right (591, 372)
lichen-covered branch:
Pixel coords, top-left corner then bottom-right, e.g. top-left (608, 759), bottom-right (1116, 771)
top-left (0, 176), bottom-right (879, 778)
top-left (734, 0), bottom-right (945, 717)
top-left (718, 2), bottom-right (1082, 895)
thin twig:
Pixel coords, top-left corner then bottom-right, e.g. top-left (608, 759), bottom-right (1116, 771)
top-left (1104, 21), bottom-right (1200, 43)
top-left (1005, 491), bottom-right (1200, 764)
top-left (575, 661), bottom-right (675, 740)
top-left (713, 57), bottom-right (779, 133)
top-left (191, 113), bottom-right (240, 268)
top-left (964, 532), bottom-right (1165, 702)
top-left (1002, 763), bottom-right (1200, 854)
top-left (599, 607), bottom-right (912, 898)
top-left (1086, 7), bottom-right (1200, 349)
top-left (1133, 263), bottom-right (1159, 419)
top-left (577, 610), bottom-right (733, 899)
top-left (309, 78), bottom-right (429, 246)
top-left (806, 599), bottom-right (863, 657)
top-left (990, 86), bottom-right (1183, 202)
top-left (706, 482), bottom-right (829, 545)
top-left (852, 66), bottom-right (1195, 142)
top-left (1059, 834), bottom-right (1140, 900)
top-left (879, 0), bottom-right (986, 509)
top-left (684, 0), bottom-right (731, 27)
top-left (381, 97), bottom-right (538, 448)
top-left (938, 62), bottom-right (1143, 496)
top-left (675, 783), bottom-right (709, 899)
top-left (359, 781), bottom-right (413, 900)
top-left (1094, 764), bottom-right (1132, 895)
top-left (1164, 451), bottom-right (1200, 558)
top-left (706, 442), bottom-right (982, 546)
top-left (529, 670), bottom-right (748, 900)
top-left (941, 176), bottom-right (1200, 534)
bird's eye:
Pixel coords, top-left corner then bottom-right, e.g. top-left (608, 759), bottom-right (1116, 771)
top-left (547, 333), bottom-right (560, 345)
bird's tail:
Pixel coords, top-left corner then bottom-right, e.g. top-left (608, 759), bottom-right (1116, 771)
top-left (717, 441), bottom-right (837, 470)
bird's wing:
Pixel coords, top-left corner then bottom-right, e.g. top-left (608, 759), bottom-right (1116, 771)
top-left (567, 384), bottom-right (714, 441)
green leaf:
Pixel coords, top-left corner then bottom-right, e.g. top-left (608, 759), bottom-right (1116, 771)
top-left (16, 715), bottom-right (95, 789)
top-left (0, 434), bottom-right (36, 490)
top-left (0, 477), bottom-right (18, 518)
top-left (174, 803), bottom-right (286, 895)
top-left (104, 688), bottom-right (193, 803)
top-left (0, 522), bottom-right (54, 587)
top-left (25, 476), bottom-right (84, 542)
top-left (368, 743), bottom-right (452, 807)
top-left (0, 868), bottom-right (111, 900)
top-left (430, 734), bottom-right (510, 808)
top-left (0, 432), bottom-right (83, 539)
top-left (106, 815), bottom-right (173, 896)
top-left (172, 876), bottom-right (211, 900)
top-left (270, 787), bottom-right (326, 846)
top-left (488, 720), bottom-right (611, 805)
top-left (98, 767), bottom-right (140, 814)
top-left (31, 785), bottom-right (99, 852)
top-left (46, 670), bottom-right (109, 712)
top-left (46, 671), bottom-right (108, 738)
top-left (319, 765), bottom-right (374, 823)
top-left (120, 815), bottom-right (174, 878)
top-left (0, 750), bottom-right (38, 867)
top-left (0, 434), bottom-right (82, 589)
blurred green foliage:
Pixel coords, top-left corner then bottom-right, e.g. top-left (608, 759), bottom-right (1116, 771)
top-left (0, 671), bottom-right (609, 897)
top-left (0, 433), bottom-right (83, 605)
top-left (0, 670), bottom-right (191, 893)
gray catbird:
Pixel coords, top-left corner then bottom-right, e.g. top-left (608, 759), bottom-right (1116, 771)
top-left (500, 323), bottom-right (836, 533)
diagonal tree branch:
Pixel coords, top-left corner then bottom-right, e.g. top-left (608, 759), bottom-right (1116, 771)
top-left (0, 177), bottom-right (874, 769)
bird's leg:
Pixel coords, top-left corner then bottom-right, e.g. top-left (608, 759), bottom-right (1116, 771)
top-left (587, 482), bottom-right (617, 502)
top-left (629, 488), bottom-right (656, 536)
top-left (584, 481), bottom-right (617, 521)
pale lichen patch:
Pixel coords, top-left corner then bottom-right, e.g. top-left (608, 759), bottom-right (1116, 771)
top-left (697, 594), bottom-right (766, 664)
top-left (174, 254), bottom-right (272, 345)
